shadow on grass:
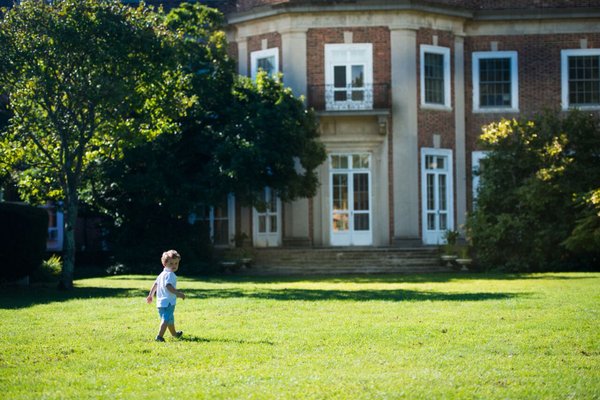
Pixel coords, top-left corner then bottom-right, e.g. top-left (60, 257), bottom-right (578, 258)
top-left (189, 272), bottom-right (599, 285)
top-left (0, 286), bottom-right (146, 310)
top-left (0, 284), bottom-right (523, 309)
top-left (184, 288), bottom-right (521, 302)
top-left (179, 335), bottom-right (274, 345)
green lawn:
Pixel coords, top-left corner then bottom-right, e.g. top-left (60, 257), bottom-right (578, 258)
top-left (1, 272), bottom-right (598, 399)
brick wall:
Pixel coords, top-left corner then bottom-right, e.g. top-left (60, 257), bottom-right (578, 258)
top-left (463, 33), bottom-right (600, 208)
top-left (416, 28), bottom-right (457, 151)
top-left (246, 32), bottom-right (282, 75)
top-left (306, 27), bottom-right (391, 86)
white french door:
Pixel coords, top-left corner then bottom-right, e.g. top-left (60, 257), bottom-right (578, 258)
top-left (253, 187), bottom-right (281, 247)
top-left (421, 148), bottom-right (454, 245)
top-left (330, 154), bottom-right (372, 246)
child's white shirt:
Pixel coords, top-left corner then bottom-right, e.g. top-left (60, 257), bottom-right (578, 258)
top-left (155, 268), bottom-right (177, 308)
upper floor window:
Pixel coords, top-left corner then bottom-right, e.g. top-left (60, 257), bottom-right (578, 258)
top-left (325, 43), bottom-right (373, 110)
top-left (251, 48), bottom-right (279, 80)
top-left (561, 49), bottom-right (600, 110)
top-left (420, 45), bottom-right (451, 109)
top-left (472, 51), bottom-right (518, 112)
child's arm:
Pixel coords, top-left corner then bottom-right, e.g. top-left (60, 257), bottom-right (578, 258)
top-left (146, 282), bottom-right (157, 304)
top-left (166, 283), bottom-right (185, 300)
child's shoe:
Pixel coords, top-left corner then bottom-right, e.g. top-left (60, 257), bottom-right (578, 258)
top-left (155, 335), bottom-right (165, 342)
top-left (174, 331), bottom-right (183, 339)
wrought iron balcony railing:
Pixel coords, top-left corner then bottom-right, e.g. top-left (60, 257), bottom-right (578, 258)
top-left (307, 83), bottom-right (391, 112)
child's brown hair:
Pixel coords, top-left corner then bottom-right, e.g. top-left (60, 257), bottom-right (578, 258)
top-left (161, 250), bottom-right (181, 266)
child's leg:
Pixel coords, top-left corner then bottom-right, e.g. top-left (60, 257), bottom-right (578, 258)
top-left (167, 323), bottom-right (178, 336)
top-left (158, 320), bottom-right (169, 338)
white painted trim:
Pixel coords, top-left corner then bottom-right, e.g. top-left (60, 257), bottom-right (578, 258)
top-left (471, 151), bottom-right (487, 209)
top-left (252, 187), bottom-right (282, 247)
top-left (472, 51), bottom-right (519, 113)
top-left (250, 47), bottom-right (279, 80)
top-left (561, 48), bottom-right (600, 111)
top-left (420, 45), bottom-right (451, 109)
top-left (420, 148), bottom-right (454, 245)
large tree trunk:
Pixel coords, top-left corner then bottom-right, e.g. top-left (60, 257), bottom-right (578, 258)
top-left (58, 191), bottom-right (78, 290)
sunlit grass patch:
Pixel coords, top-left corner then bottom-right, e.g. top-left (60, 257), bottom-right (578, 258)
top-left (1, 272), bottom-right (598, 399)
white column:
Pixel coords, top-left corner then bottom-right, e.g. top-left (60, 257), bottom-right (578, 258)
top-left (391, 28), bottom-right (419, 240)
top-left (237, 37), bottom-right (248, 77)
top-left (454, 35), bottom-right (467, 232)
top-left (281, 29), bottom-right (308, 98)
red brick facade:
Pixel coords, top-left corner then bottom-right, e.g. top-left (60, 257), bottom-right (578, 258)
top-left (225, 0), bottom-right (600, 245)
top-left (306, 27), bottom-right (391, 87)
top-left (246, 32), bottom-right (282, 74)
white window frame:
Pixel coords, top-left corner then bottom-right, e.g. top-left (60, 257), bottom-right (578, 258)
top-left (420, 45), bottom-right (451, 109)
top-left (189, 194), bottom-right (236, 248)
top-left (472, 51), bottom-right (519, 113)
top-left (471, 151), bottom-right (487, 209)
top-left (561, 48), bottom-right (600, 111)
top-left (250, 48), bottom-right (279, 80)
top-left (324, 43), bottom-right (373, 111)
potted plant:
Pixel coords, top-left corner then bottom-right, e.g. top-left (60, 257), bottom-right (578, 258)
top-left (456, 246), bottom-right (473, 271)
top-left (440, 229), bottom-right (459, 267)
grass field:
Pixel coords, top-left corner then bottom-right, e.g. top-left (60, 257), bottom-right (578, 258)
top-left (1, 272), bottom-right (598, 399)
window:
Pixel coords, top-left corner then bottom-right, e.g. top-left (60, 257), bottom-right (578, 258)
top-left (471, 151), bottom-right (487, 209)
top-left (190, 195), bottom-right (235, 246)
top-left (561, 49), bottom-right (600, 110)
top-left (250, 48), bottom-right (279, 80)
top-left (420, 45), bottom-right (451, 108)
top-left (472, 51), bottom-right (518, 112)
top-left (325, 43), bottom-right (373, 110)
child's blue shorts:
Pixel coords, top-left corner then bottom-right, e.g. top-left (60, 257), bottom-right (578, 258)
top-left (157, 304), bottom-right (175, 324)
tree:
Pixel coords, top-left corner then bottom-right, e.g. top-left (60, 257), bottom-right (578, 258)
top-left (95, 4), bottom-right (325, 269)
top-left (0, 0), bottom-right (187, 288)
top-left (468, 111), bottom-right (600, 271)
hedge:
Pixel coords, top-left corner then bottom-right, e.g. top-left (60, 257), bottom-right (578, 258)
top-left (0, 202), bottom-right (48, 281)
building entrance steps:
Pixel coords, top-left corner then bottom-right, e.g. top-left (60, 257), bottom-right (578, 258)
top-left (243, 246), bottom-right (451, 275)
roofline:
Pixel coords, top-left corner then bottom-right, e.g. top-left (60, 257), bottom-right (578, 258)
top-left (226, 1), bottom-right (600, 25)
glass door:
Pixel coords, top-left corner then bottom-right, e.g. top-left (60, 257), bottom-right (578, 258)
top-left (330, 154), bottom-right (372, 246)
top-left (253, 187), bottom-right (281, 247)
top-left (421, 149), bottom-right (453, 245)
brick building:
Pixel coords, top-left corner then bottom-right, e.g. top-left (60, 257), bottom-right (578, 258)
top-left (218, 0), bottom-right (600, 249)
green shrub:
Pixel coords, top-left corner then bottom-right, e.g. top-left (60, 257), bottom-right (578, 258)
top-left (468, 111), bottom-right (600, 272)
top-left (31, 254), bottom-right (62, 283)
top-left (0, 202), bottom-right (48, 281)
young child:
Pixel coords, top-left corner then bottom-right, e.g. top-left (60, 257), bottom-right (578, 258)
top-left (146, 250), bottom-right (186, 342)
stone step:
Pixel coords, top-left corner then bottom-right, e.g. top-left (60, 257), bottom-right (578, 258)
top-left (237, 246), bottom-right (448, 275)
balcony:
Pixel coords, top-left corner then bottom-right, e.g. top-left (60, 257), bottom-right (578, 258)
top-left (307, 83), bottom-right (391, 113)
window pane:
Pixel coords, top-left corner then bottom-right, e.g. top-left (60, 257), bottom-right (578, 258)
top-left (353, 173), bottom-right (369, 211)
top-left (333, 214), bottom-right (349, 232)
top-left (427, 213), bottom-right (436, 230)
top-left (424, 52), bottom-right (445, 104)
top-left (354, 214), bottom-right (369, 231)
top-left (479, 57), bottom-right (511, 107)
top-left (334, 66), bottom-right (346, 88)
top-left (331, 155), bottom-right (348, 170)
top-left (439, 213), bottom-right (447, 231)
top-left (258, 216), bottom-right (266, 233)
top-left (332, 174), bottom-right (348, 211)
top-left (438, 175), bottom-right (447, 211)
top-left (269, 216), bottom-right (277, 233)
top-left (427, 174), bottom-right (435, 210)
top-left (351, 65), bottom-right (364, 87)
top-left (352, 154), bottom-right (369, 169)
top-left (568, 55), bottom-right (600, 105)
top-left (257, 56), bottom-right (275, 75)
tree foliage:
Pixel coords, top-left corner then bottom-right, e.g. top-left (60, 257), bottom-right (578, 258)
top-left (0, 0), bottom-right (187, 288)
top-left (468, 111), bottom-right (600, 271)
top-left (95, 4), bottom-right (326, 269)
